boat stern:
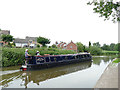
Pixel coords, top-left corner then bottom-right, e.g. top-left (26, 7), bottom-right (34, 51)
top-left (20, 65), bottom-right (27, 71)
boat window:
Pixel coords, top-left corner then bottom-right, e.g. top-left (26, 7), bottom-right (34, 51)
top-left (65, 56), bottom-right (68, 60)
top-left (87, 54), bottom-right (90, 57)
top-left (73, 56), bottom-right (76, 59)
top-left (68, 56), bottom-right (74, 60)
top-left (84, 55), bottom-right (87, 57)
top-left (50, 57), bottom-right (55, 62)
top-left (68, 56), bottom-right (71, 60)
top-left (74, 56), bottom-right (77, 59)
top-left (79, 55), bottom-right (81, 59)
top-left (76, 55), bottom-right (79, 59)
top-left (56, 56), bottom-right (61, 61)
top-left (45, 57), bottom-right (49, 62)
top-left (81, 55), bottom-right (84, 58)
top-left (61, 56), bottom-right (65, 60)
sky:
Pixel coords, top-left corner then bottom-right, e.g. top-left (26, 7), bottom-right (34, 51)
top-left (0, 0), bottom-right (118, 46)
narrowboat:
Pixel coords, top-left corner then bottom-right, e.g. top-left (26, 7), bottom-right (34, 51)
top-left (20, 53), bottom-right (92, 71)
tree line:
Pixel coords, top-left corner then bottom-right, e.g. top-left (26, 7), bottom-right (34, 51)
top-left (77, 41), bottom-right (119, 51)
top-left (76, 41), bottom-right (119, 55)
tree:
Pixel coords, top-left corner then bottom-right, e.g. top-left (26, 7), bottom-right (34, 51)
top-left (37, 36), bottom-right (50, 47)
top-left (52, 44), bottom-right (57, 48)
top-left (114, 43), bottom-right (120, 51)
top-left (110, 43), bottom-right (116, 51)
top-left (87, 0), bottom-right (120, 22)
top-left (76, 42), bottom-right (84, 52)
top-left (84, 46), bottom-right (89, 52)
top-left (93, 42), bottom-right (101, 48)
top-left (101, 44), bottom-right (110, 50)
top-left (37, 44), bottom-right (40, 48)
top-left (1, 34), bottom-right (14, 43)
top-left (89, 46), bottom-right (102, 55)
top-left (89, 41), bottom-right (91, 48)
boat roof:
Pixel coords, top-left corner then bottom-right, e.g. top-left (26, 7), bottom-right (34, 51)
top-left (35, 53), bottom-right (90, 57)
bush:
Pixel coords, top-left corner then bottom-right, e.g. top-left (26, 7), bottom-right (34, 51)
top-left (37, 44), bottom-right (40, 48)
top-left (89, 46), bottom-right (102, 55)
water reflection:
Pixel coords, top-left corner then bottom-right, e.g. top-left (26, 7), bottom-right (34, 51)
top-left (20, 61), bottom-right (92, 88)
top-left (92, 56), bottom-right (114, 65)
top-left (1, 61), bottom-right (92, 88)
top-left (1, 71), bottom-right (23, 87)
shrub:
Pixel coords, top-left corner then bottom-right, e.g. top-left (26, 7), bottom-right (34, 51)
top-left (37, 44), bottom-right (40, 48)
top-left (89, 46), bottom-right (102, 55)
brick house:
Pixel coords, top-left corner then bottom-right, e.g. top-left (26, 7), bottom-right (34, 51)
top-left (56, 41), bottom-right (77, 52)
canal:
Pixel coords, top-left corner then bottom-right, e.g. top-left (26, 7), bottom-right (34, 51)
top-left (0, 55), bottom-right (116, 88)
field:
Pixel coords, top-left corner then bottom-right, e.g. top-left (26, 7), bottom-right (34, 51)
top-left (102, 50), bottom-right (119, 55)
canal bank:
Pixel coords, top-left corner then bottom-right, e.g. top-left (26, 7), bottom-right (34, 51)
top-left (94, 58), bottom-right (118, 88)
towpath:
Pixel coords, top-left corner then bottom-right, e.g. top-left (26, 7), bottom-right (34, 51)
top-left (94, 59), bottom-right (119, 89)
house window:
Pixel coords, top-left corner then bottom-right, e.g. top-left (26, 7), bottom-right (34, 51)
top-left (70, 46), bottom-right (72, 48)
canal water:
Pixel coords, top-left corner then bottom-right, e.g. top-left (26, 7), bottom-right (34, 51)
top-left (0, 56), bottom-right (116, 88)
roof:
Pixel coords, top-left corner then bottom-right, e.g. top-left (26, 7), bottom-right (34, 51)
top-left (14, 36), bottom-right (38, 43)
top-left (57, 41), bottom-right (76, 48)
top-left (66, 41), bottom-right (77, 46)
top-left (0, 30), bottom-right (10, 35)
top-left (14, 38), bottom-right (28, 43)
top-left (26, 36), bottom-right (37, 42)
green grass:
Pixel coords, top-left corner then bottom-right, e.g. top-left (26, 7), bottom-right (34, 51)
top-left (102, 50), bottom-right (119, 55)
top-left (102, 50), bottom-right (118, 53)
top-left (113, 58), bottom-right (120, 63)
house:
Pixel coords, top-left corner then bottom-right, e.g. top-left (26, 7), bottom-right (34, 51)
top-left (14, 38), bottom-right (28, 48)
top-left (14, 36), bottom-right (42, 48)
top-left (56, 41), bottom-right (77, 52)
top-left (0, 30), bottom-right (10, 35)
top-left (25, 36), bottom-right (38, 47)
